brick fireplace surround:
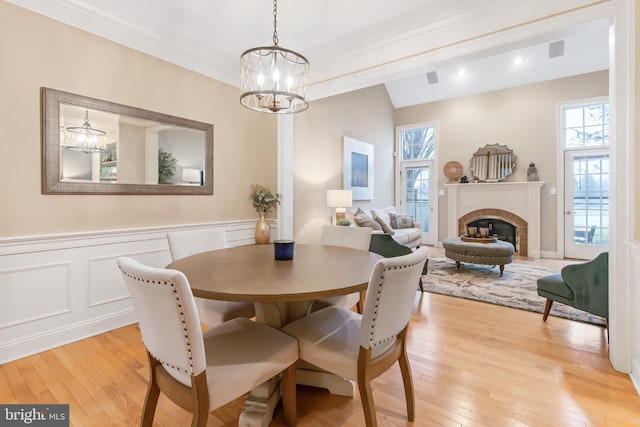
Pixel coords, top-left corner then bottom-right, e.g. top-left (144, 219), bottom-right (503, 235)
top-left (445, 181), bottom-right (544, 258)
top-left (458, 209), bottom-right (528, 256)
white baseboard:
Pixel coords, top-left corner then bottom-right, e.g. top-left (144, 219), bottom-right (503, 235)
top-left (539, 250), bottom-right (559, 259)
top-left (631, 358), bottom-right (640, 396)
top-left (0, 309), bottom-right (137, 364)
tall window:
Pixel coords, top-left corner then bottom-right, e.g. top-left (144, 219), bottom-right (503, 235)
top-left (561, 100), bottom-right (609, 253)
top-left (563, 102), bottom-right (609, 148)
top-left (397, 123), bottom-right (437, 243)
top-left (401, 126), bottom-right (435, 161)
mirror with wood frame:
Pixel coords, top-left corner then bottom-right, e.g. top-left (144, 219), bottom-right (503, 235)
top-left (469, 143), bottom-right (516, 182)
top-left (41, 87), bottom-right (213, 195)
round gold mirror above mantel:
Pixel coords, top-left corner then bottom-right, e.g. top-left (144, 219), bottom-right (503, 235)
top-left (469, 143), bottom-right (516, 182)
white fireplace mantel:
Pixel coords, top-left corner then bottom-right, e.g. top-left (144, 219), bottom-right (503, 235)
top-left (445, 181), bottom-right (545, 258)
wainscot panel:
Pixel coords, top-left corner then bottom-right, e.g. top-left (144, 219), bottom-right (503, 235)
top-left (0, 219), bottom-right (275, 363)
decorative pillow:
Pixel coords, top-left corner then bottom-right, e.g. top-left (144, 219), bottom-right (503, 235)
top-left (375, 216), bottom-right (395, 235)
top-left (389, 213), bottom-right (414, 229)
top-left (353, 208), bottom-right (382, 230)
top-left (371, 207), bottom-right (396, 227)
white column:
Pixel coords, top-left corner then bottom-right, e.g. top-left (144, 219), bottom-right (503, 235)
top-left (277, 115), bottom-right (294, 240)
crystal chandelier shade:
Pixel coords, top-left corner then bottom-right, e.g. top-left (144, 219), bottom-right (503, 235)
top-left (239, 0), bottom-right (309, 114)
top-left (63, 109), bottom-right (107, 153)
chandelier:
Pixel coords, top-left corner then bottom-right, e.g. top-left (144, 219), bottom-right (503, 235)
top-left (64, 109), bottom-right (107, 153)
top-left (239, 0), bottom-right (309, 114)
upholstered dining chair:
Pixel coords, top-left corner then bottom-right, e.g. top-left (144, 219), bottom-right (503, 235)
top-left (167, 228), bottom-right (255, 326)
top-left (314, 225), bottom-right (373, 313)
top-left (117, 257), bottom-right (298, 427)
top-left (283, 246), bottom-right (429, 427)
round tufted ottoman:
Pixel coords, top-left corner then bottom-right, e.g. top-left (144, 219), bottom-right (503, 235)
top-left (442, 237), bottom-right (514, 276)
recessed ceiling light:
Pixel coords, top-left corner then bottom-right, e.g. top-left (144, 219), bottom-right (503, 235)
top-left (457, 69), bottom-right (466, 78)
top-left (513, 56), bottom-right (524, 65)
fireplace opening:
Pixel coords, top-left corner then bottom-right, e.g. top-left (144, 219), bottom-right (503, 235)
top-left (458, 208), bottom-right (528, 256)
top-left (466, 218), bottom-right (517, 250)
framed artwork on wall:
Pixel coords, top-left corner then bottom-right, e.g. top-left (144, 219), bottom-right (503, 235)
top-left (343, 136), bottom-right (374, 200)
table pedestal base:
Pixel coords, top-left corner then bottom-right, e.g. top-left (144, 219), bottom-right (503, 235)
top-left (239, 301), bottom-right (355, 426)
top-left (239, 376), bottom-right (281, 427)
top-left (297, 368), bottom-right (354, 397)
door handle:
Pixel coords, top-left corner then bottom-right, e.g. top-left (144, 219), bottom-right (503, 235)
top-left (566, 211), bottom-right (572, 215)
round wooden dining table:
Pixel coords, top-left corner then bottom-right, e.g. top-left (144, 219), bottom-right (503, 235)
top-left (166, 243), bottom-right (382, 327)
top-left (166, 243), bottom-right (382, 427)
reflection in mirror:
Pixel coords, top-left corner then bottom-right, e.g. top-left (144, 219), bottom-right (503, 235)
top-left (469, 144), bottom-right (516, 182)
top-left (42, 87), bottom-right (213, 195)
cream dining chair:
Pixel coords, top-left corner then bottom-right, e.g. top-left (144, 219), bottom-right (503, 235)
top-left (313, 225), bottom-right (373, 313)
top-left (283, 246), bottom-right (429, 427)
top-left (117, 257), bottom-right (298, 427)
top-left (167, 228), bottom-right (255, 326)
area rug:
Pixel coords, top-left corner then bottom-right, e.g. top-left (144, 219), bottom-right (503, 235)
top-left (423, 257), bottom-right (606, 326)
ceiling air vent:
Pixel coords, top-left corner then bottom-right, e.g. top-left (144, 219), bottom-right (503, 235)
top-left (549, 40), bottom-right (565, 58)
top-left (426, 71), bottom-right (439, 84)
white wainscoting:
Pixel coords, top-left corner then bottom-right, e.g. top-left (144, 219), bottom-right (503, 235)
top-left (0, 219), bottom-right (275, 363)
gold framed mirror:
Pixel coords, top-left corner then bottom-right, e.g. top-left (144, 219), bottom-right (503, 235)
top-left (41, 87), bottom-right (213, 195)
top-left (469, 143), bottom-right (516, 182)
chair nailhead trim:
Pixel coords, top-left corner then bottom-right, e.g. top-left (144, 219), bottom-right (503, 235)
top-left (120, 268), bottom-right (194, 375)
top-left (368, 259), bottom-right (424, 349)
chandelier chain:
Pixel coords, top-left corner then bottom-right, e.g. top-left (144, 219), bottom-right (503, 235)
top-left (272, 0), bottom-right (279, 45)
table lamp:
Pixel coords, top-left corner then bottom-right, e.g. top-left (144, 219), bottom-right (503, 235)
top-left (182, 168), bottom-right (202, 185)
top-left (327, 190), bottom-right (352, 224)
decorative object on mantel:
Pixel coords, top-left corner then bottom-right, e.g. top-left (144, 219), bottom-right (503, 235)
top-left (239, 0), bottom-right (309, 114)
top-left (527, 162), bottom-right (539, 181)
top-left (443, 161), bottom-right (463, 182)
top-left (250, 184), bottom-right (280, 244)
top-left (460, 175), bottom-right (469, 183)
top-left (469, 143), bottom-right (516, 182)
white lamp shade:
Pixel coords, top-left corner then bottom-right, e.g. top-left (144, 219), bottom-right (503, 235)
top-left (327, 190), bottom-right (353, 208)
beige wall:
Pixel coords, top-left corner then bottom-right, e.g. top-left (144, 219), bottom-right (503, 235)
top-left (395, 71), bottom-right (609, 252)
top-left (294, 72), bottom-right (609, 251)
top-left (0, 2), bottom-right (276, 237)
top-left (293, 85), bottom-right (395, 244)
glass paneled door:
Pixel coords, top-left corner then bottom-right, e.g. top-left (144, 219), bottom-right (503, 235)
top-left (564, 150), bottom-right (609, 259)
top-left (396, 122), bottom-right (438, 246)
top-left (401, 163), bottom-right (435, 245)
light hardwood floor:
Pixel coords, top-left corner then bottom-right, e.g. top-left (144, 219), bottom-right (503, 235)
top-left (2, 255), bottom-right (639, 426)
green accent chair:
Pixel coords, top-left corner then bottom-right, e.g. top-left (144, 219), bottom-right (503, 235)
top-left (369, 233), bottom-right (428, 291)
top-left (536, 252), bottom-right (609, 324)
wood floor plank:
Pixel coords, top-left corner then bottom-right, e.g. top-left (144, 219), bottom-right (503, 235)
top-left (2, 254), bottom-right (639, 426)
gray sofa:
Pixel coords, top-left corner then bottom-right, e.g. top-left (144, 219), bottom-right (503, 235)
top-left (346, 206), bottom-right (422, 248)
